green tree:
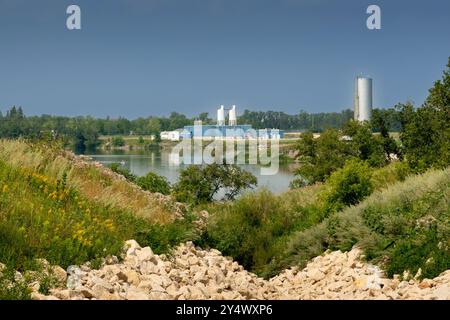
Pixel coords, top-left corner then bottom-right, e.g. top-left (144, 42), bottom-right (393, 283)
top-left (343, 120), bottom-right (386, 167)
top-left (294, 129), bottom-right (355, 185)
top-left (399, 57), bottom-right (450, 172)
top-left (197, 112), bottom-right (210, 124)
top-left (147, 117), bottom-right (161, 135)
top-left (173, 164), bottom-right (257, 204)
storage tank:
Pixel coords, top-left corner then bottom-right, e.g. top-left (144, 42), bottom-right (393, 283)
top-left (217, 105), bottom-right (225, 126)
top-left (354, 77), bottom-right (372, 122)
top-left (229, 105), bottom-right (237, 126)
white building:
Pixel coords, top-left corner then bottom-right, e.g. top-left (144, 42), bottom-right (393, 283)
top-left (160, 130), bottom-right (181, 141)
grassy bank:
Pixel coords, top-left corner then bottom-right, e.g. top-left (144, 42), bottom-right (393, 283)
top-left (0, 140), bottom-right (179, 224)
top-left (0, 139), bottom-right (198, 299)
top-left (282, 167), bottom-right (450, 279)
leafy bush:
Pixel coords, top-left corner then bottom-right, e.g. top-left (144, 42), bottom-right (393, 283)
top-left (137, 171), bottom-right (171, 195)
top-left (321, 159), bottom-right (373, 213)
top-left (198, 187), bottom-right (325, 277)
top-left (0, 266), bottom-right (32, 300)
top-left (111, 136), bottom-right (125, 147)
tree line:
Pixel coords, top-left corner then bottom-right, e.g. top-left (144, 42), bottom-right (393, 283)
top-left (0, 106), bottom-right (402, 150)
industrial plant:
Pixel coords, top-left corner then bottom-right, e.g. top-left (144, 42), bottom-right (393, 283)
top-left (182, 105), bottom-right (284, 140)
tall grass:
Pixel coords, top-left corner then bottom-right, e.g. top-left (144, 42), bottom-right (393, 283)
top-left (0, 139), bottom-right (177, 224)
top-left (0, 139), bottom-right (199, 299)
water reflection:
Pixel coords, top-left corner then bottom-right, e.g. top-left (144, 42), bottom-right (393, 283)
top-left (81, 148), bottom-right (295, 194)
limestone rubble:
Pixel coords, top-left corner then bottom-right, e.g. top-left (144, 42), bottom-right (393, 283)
top-left (32, 240), bottom-right (450, 300)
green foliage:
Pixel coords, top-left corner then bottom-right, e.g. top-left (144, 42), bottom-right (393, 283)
top-left (108, 163), bottom-right (137, 182)
top-left (295, 129), bottom-right (355, 185)
top-left (399, 57), bottom-right (450, 172)
top-left (199, 182), bottom-right (333, 278)
top-left (282, 167), bottom-right (450, 279)
top-left (238, 109), bottom-right (354, 131)
top-left (0, 267), bottom-right (32, 300)
top-left (371, 108), bottom-right (402, 133)
top-left (137, 171), bottom-right (171, 195)
top-left (197, 189), bottom-right (323, 276)
top-left (321, 159), bottom-right (373, 213)
top-left (294, 120), bottom-right (402, 187)
top-left (0, 160), bottom-right (146, 270)
top-left (343, 120), bottom-right (387, 167)
top-left (173, 164), bottom-right (257, 205)
top-left (111, 136), bottom-right (125, 147)
top-left (136, 214), bottom-right (200, 254)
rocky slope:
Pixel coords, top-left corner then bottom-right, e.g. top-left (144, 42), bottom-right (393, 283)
top-left (32, 240), bottom-right (450, 300)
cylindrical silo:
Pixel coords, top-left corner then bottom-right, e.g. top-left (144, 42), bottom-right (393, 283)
top-left (229, 105), bottom-right (237, 126)
top-left (354, 77), bottom-right (372, 122)
top-left (217, 105), bottom-right (225, 126)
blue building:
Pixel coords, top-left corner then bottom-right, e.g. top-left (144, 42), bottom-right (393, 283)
top-left (181, 106), bottom-right (284, 139)
top-left (182, 124), bottom-right (284, 139)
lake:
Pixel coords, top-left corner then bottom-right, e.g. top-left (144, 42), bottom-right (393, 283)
top-left (81, 148), bottom-right (296, 194)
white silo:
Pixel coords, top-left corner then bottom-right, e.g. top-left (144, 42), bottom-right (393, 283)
top-left (354, 77), bottom-right (372, 122)
top-left (229, 105), bottom-right (237, 126)
top-left (217, 105), bottom-right (225, 126)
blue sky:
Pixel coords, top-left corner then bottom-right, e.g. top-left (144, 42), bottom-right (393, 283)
top-left (0, 0), bottom-right (449, 118)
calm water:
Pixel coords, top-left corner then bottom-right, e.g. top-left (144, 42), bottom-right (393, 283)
top-left (81, 148), bottom-right (295, 194)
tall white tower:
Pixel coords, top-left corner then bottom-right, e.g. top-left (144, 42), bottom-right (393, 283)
top-left (354, 77), bottom-right (373, 122)
top-left (217, 105), bottom-right (225, 126)
top-left (228, 105), bottom-right (237, 126)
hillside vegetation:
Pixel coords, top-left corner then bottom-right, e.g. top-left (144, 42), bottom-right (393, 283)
top-left (0, 140), bottom-right (198, 299)
top-left (0, 140), bottom-right (180, 224)
top-left (199, 160), bottom-right (412, 277)
top-left (282, 167), bottom-right (450, 279)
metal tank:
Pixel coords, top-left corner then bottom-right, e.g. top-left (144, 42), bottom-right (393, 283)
top-left (354, 77), bottom-right (372, 122)
top-left (229, 105), bottom-right (237, 126)
top-left (217, 105), bottom-right (225, 126)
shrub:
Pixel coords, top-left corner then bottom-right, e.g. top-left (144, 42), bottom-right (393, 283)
top-left (0, 267), bottom-right (32, 300)
top-left (111, 136), bottom-right (125, 147)
top-left (198, 187), bottom-right (324, 277)
top-left (136, 214), bottom-right (199, 254)
top-left (280, 167), bottom-right (450, 279)
top-left (321, 159), bottom-right (373, 213)
top-left (137, 171), bottom-right (171, 195)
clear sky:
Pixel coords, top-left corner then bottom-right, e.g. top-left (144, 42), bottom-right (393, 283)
top-left (0, 0), bottom-right (449, 118)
